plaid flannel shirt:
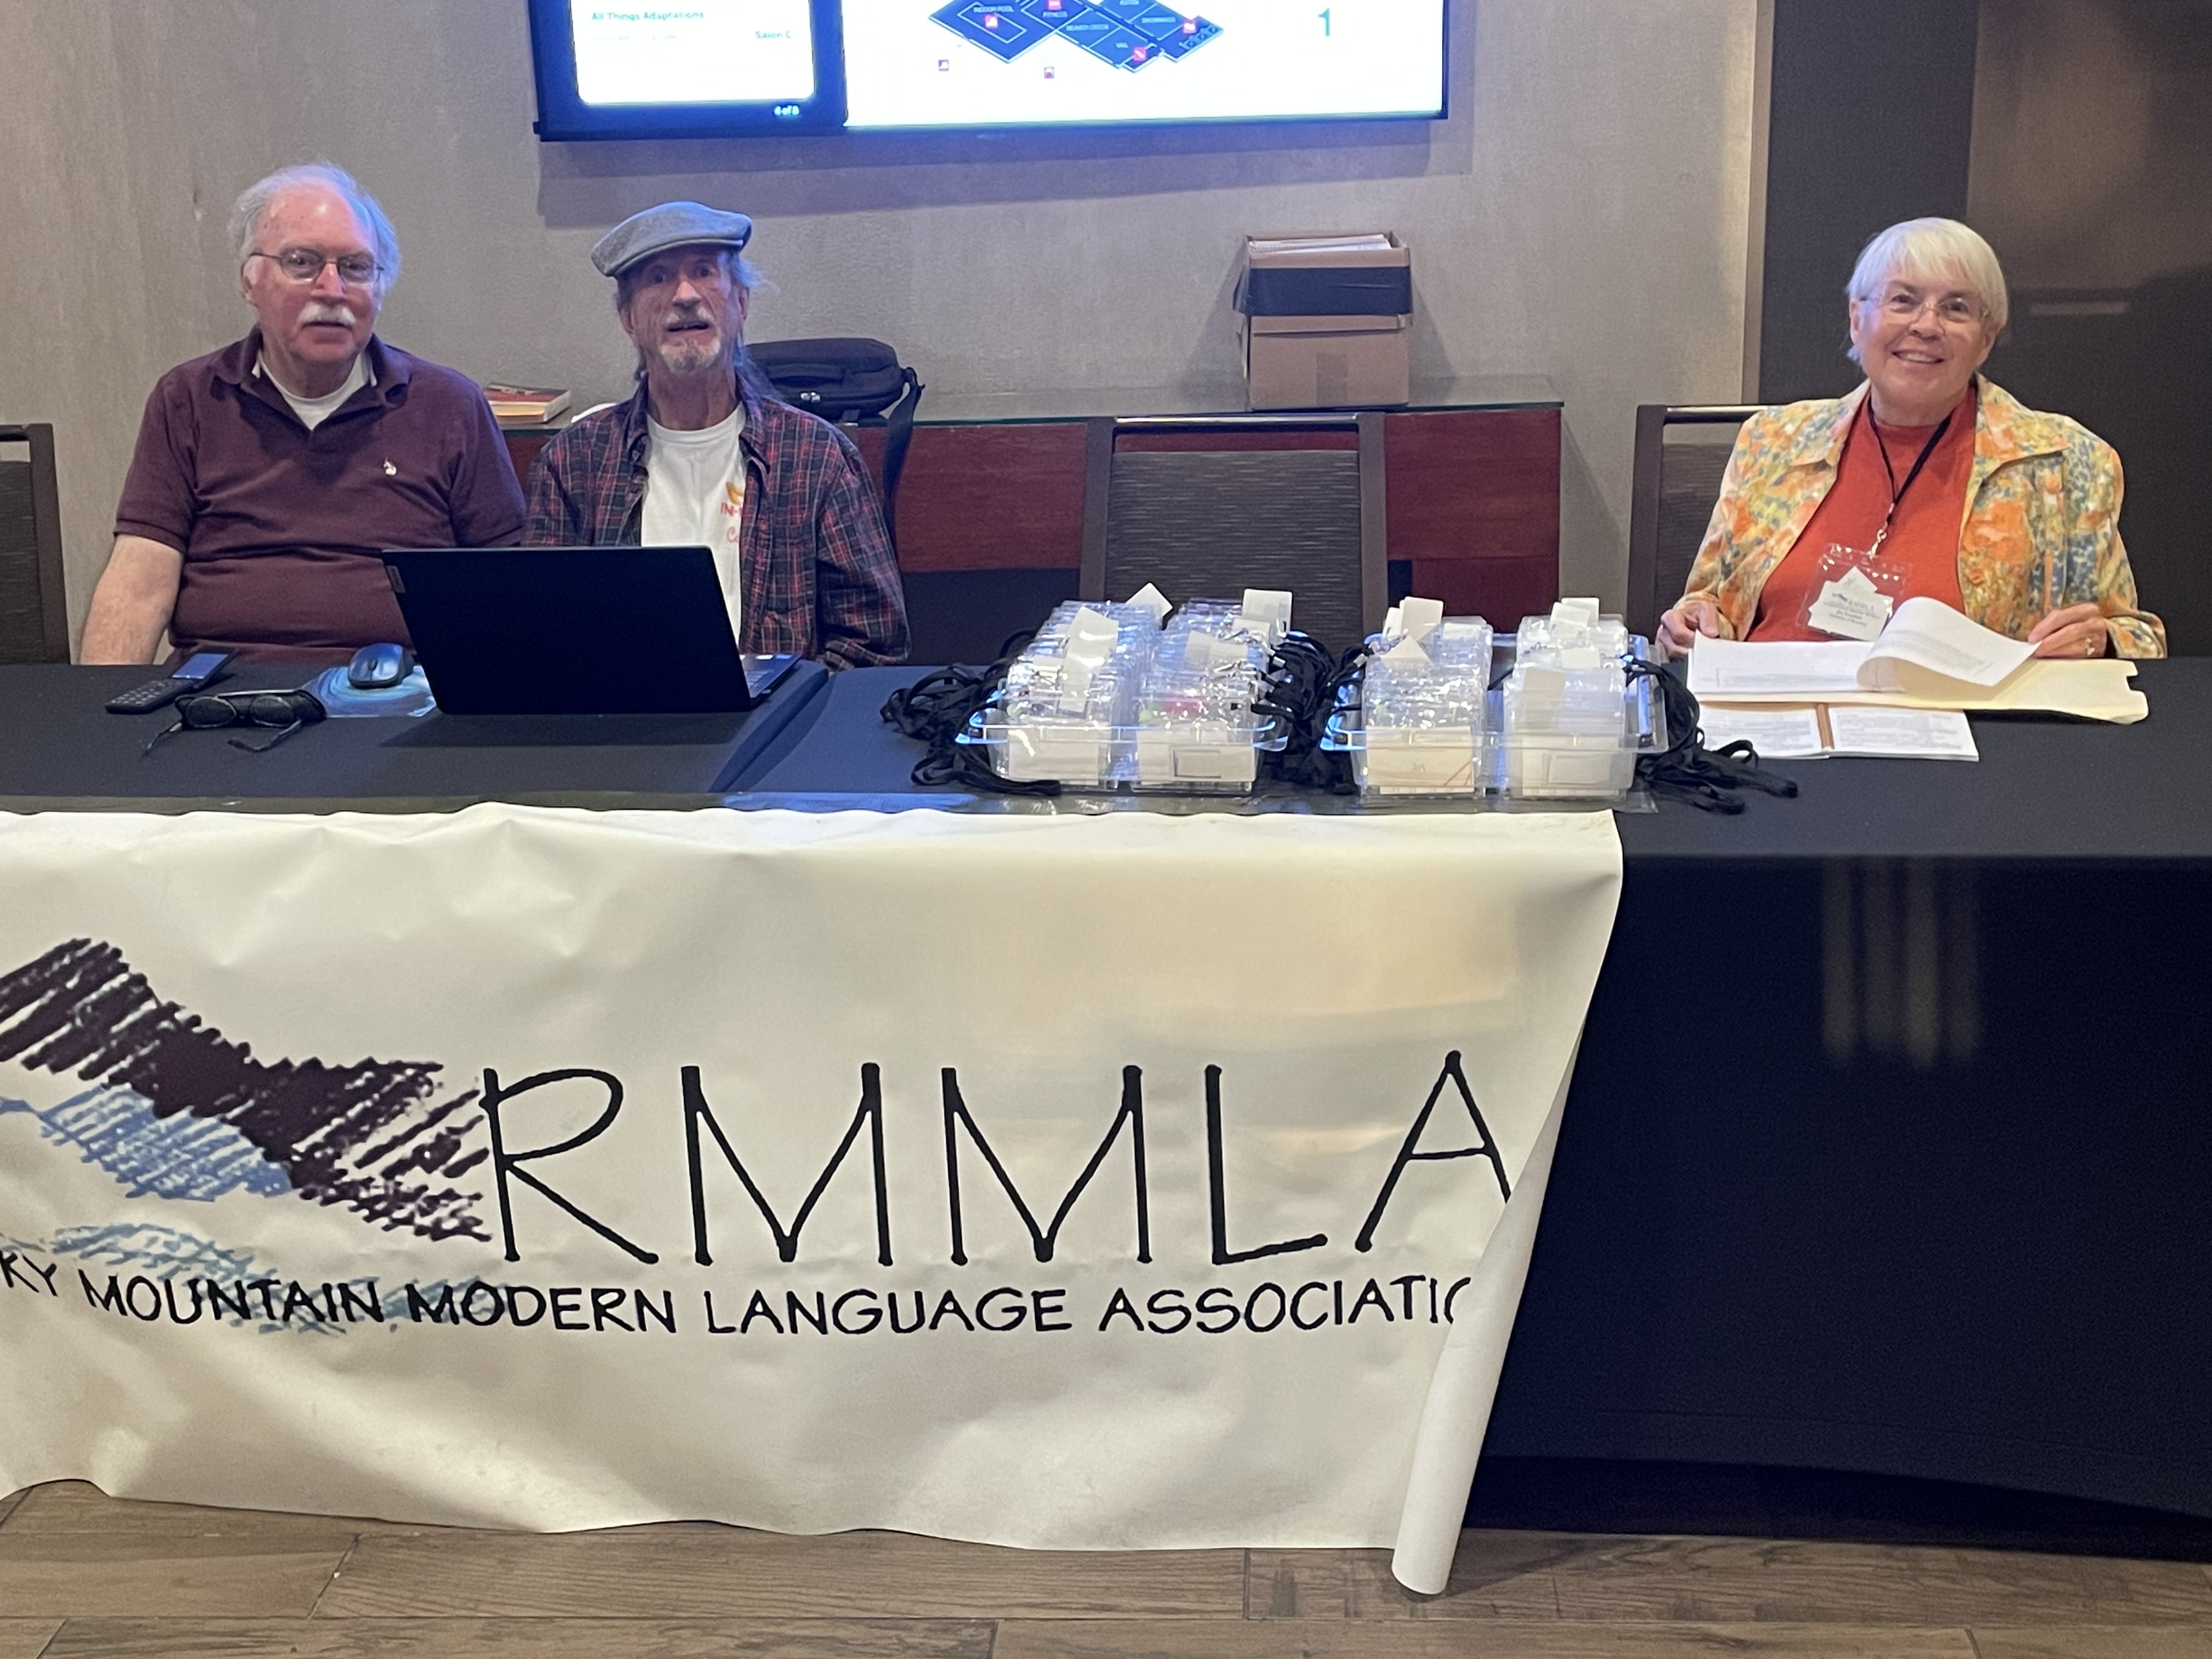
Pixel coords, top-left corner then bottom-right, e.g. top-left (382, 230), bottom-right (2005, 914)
top-left (523, 376), bottom-right (909, 669)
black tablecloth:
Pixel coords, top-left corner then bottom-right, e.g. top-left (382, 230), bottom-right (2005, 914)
top-left (1493, 845), bottom-right (2212, 1517)
top-left (729, 658), bottom-right (2212, 860)
top-left (730, 659), bottom-right (2212, 1521)
top-left (0, 662), bottom-right (828, 809)
top-left (1616, 656), bottom-right (2212, 861)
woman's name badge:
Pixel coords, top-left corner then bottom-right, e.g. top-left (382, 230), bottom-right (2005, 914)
top-left (1805, 545), bottom-right (1905, 641)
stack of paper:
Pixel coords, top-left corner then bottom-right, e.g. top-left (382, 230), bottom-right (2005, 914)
top-left (1244, 234), bottom-right (1397, 255)
top-left (1686, 599), bottom-right (2146, 724)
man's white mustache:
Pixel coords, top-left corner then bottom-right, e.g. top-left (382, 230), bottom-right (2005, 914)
top-left (301, 303), bottom-right (356, 325)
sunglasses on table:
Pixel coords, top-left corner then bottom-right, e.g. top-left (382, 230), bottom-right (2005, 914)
top-left (142, 690), bottom-right (327, 756)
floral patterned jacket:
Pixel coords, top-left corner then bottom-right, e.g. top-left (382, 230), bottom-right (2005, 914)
top-left (1677, 377), bottom-right (2165, 658)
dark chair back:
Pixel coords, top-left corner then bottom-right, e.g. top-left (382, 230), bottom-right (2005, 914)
top-left (0, 425), bottom-right (67, 664)
top-left (1078, 413), bottom-right (1387, 652)
top-left (1624, 404), bottom-right (1757, 639)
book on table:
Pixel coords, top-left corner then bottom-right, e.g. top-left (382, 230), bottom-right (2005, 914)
top-left (479, 383), bottom-right (572, 427)
top-left (1685, 597), bottom-right (2147, 724)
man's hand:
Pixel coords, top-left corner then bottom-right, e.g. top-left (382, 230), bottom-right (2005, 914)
top-left (79, 535), bottom-right (184, 664)
top-left (1657, 599), bottom-right (1724, 660)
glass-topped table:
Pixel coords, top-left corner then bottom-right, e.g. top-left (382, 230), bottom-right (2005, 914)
top-left (915, 374), bottom-right (1560, 425)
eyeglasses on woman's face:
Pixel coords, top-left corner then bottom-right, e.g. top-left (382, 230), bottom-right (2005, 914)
top-left (1871, 284), bottom-right (1985, 329)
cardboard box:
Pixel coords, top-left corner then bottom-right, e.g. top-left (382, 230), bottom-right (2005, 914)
top-left (1242, 313), bottom-right (1410, 410)
top-left (1235, 233), bottom-right (1411, 410)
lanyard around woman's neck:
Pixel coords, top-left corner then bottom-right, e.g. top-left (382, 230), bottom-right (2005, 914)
top-left (1859, 397), bottom-right (1954, 554)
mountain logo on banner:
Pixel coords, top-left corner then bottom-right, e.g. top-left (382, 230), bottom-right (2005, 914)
top-left (0, 946), bottom-right (1522, 1283)
top-left (0, 936), bottom-right (1522, 1342)
top-left (0, 938), bottom-right (490, 1244)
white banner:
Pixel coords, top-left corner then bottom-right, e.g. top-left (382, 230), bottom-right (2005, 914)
top-left (0, 804), bottom-right (1620, 1588)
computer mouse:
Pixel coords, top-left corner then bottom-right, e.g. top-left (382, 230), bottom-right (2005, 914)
top-left (347, 641), bottom-right (417, 690)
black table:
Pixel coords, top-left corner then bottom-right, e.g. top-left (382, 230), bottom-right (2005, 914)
top-left (0, 662), bottom-right (828, 810)
top-left (729, 661), bottom-right (2212, 1522)
top-left (726, 659), bottom-right (2212, 855)
top-left (7, 655), bottom-right (2209, 1522)
top-left (1489, 663), bottom-right (2212, 1523)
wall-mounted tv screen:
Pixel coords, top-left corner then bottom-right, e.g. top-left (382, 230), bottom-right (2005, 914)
top-left (528, 0), bottom-right (1448, 138)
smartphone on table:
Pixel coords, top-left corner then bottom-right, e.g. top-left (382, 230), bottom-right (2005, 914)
top-left (103, 648), bottom-right (237, 714)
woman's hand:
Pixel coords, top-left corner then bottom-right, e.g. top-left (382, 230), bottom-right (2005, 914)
top-left (2027, 602), bottom-right (2110, 658)
top-left (1658, 600), bottom-right (1724, 659)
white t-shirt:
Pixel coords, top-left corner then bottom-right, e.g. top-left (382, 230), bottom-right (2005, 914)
top-left (257, 354), bottom-right (372, 431)
top-left (641, 407), bottom-right (748, 639)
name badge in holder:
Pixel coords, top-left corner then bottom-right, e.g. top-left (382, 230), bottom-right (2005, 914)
top-left (1804, 543), bottom-right (1906, 641)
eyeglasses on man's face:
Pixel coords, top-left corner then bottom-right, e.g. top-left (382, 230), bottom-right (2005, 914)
top-left (250, 246), bottom-right (381, 288)
top-left (1873, 285), bottom-right (1984, 329)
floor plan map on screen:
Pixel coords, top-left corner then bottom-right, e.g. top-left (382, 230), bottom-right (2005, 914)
top-left (842, 0), bottom-right (1443, 127)
top-left (930, 0), bottom-right (1224, 75)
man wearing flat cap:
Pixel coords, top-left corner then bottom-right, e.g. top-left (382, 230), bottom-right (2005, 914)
top-left (523, 202), bottom-right (907, 669)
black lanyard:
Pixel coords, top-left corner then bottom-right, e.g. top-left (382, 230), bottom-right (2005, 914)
top-left (1860, 398), bottom-right (1953, 554)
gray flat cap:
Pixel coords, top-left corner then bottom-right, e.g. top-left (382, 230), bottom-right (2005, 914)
top-left (590, 201), bottom-right (753, 278)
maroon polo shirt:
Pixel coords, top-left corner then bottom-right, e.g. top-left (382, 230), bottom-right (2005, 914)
top-left (113, 331), bottom-right (526, 664)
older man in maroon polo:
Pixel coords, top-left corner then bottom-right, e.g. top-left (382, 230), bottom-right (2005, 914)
top-left (80, 163), bottom-right (524, 665)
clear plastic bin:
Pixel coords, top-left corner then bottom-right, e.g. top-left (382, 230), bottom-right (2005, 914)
top-left (1325, 603), bottom-right (1662, 805)
top-left (986, 600), bottom-right (1158, 784)
top-left (1344, 616), bottom-right (1496, 798)
top-left (1131, 607), bottom-right (1272, 789)
top-left (963, 596), bottom-right (1285, 793)
top-left (1352, 726), bottom-right (1495, 796)
top-left (1499, 602), bottom-right (1637, 800)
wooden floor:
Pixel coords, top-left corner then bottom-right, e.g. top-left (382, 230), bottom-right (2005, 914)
top-left (6, 1476), bottom-right (2212, 1658)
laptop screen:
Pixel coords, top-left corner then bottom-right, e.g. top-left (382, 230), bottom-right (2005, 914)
top-left (382, 545), bottom-right (773, 716)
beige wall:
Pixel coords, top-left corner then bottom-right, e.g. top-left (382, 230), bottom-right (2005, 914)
top-left (0, 0), bottom-right (1758, 650)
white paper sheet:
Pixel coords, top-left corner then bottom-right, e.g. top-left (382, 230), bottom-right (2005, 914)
top-left (1824, 705), bottom-right (1978, 759)
top-left (1694, 705), bottom-right (1829, 758)
top-left (1860, 597), bottom-right (2035, 691)
top-left (1688, 638), bottom-right (1871, 698)
top-left (1246, 234), bottom-right (1396, 254)
top-left (1688, 600), bottom-right (2031, 700)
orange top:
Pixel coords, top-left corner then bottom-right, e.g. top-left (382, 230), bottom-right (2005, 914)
top-left (1678, 379), bottom-right (2164, 658)
top-left (1751, 387), bottom-right (1975, 640)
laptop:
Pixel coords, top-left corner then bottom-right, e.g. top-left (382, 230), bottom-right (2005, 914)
top-left (381, 545), bottom-right (797, 715)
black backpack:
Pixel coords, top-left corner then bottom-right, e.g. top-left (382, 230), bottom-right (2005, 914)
top-left (748, 338), bottom-right (924, 527)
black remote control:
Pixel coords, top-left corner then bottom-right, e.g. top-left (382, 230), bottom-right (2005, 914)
top-left (103, 648), bottom-right (238, 715)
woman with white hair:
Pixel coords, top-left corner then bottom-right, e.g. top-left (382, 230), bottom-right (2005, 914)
top-left (1659, 218), bottom-right (2164, 659)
